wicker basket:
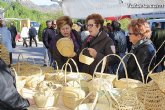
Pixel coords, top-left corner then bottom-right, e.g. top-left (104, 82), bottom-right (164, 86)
top-left (114, 53), bottom-right (144, 89)
top-left (149, 71), bottom-right (165, 93)
top-left (61, 58), bottom-right (86, 109)
top-left (136, 81), bottom-right (165, 110)
top-left (56, 37), bottom-right (74, 57)
top-left (79, 48), bottom-right (94, 65)
top-left (61, 86), bottom-right (86, 109)
top-left (10, 67), bottom-right (26, 92)
top-left (33, 90), bottom-right (55, 108)
top-left (25, 66), bottom-right (45, 89)
top-left (75, 103), bottom-right (110, 110)
top-left (111, 88), bottom-right (145, 110)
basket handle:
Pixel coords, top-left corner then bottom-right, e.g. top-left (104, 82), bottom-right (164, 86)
top-left (18, 53), bottom-right (25, 62)
top-left (79, 48), bottom-right (88, 55)
top-left (116, 53), bottom-right (145, 84)
top-left (93, 54), bottom-right (127, 82)
top-left (64, 58), bottom-right (81, 87)
top-left (51, 60), bottom-right (59, 71)
top-left (10, 67), bottom-right (18, 79)
top-left (146, 55), bottom-right (165, 83)
top-left (148, 40), bottom-right (165, 72)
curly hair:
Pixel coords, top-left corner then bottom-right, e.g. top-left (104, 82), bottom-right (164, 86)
top-left (128, 18), bottom-right (151, 39)
top-left (56, 16), bottom-right (73, 30)
top-left (85, 13), bottom-right (104, 28)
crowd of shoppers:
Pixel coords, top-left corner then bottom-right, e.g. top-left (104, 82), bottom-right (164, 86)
top-left (0, 12), bottom-right (164, 109)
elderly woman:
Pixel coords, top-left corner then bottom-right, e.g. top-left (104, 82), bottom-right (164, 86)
top-left (53, 16), bottom-right (82, 70)
top-left (80, 13), bottom-right (115, 75)
top-left (120, 18), bottom-right (156, 82)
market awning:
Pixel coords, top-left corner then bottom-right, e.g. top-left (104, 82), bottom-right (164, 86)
top-left (61, 0), bottom-right (165, 19)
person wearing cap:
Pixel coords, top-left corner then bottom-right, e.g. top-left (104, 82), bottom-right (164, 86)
top-left (80, 13), bottom-right (115, 75)
top-left (53, 16), bottom-right (82, 70)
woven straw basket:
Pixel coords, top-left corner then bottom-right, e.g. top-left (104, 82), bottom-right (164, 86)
top-left (61, 58), bottom-right (86, 109)
top-left (114, 88), bottom-right (145, 110)
top-left (88, 54), bottom-right (123, 92)
top-left (34, 81), bottom-right (61, 108)
top-left (62, 86), bottom-right (86, 109)
top-left (56, 37), bottom-right (74, 57)
top-left (10, 67), bottom-right (26, 92)
top-left (33, 90), bottom-right (56, 108)
top-left (75, 103), bottom-right (110, 110)
top-left (149, 71), bottom-right (165, 93)
top-left (114, 53), bottom-right (144, 89)
top-left (136, 81), bottom-right (165, 110)
top-left (25, 66), bottom-right (45, 89)
top-left (79, 48), bottom-right (94, 65)
top-left (147, 54), bottom-right (165, 93)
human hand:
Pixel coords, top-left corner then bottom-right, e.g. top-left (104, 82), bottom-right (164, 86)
top-left (88, 48), bottom-right (97, 58)
top-left (27, 98), bottom-right (35, 105)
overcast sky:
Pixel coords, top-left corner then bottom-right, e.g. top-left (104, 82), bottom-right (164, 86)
top-left (30, 0), bottom-right (56, 5)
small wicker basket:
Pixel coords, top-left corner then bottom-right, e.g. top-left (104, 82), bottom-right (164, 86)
top-left (79, 48), bottom-right (94, 65)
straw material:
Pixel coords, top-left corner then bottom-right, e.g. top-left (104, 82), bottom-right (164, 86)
top-left (75, 103), bottom-right (110, 110)
top-left (79, 48), bottom-right (94, 65)
top-left (136, 81), bottom-right (165, 110)
top-left (56, 37), bottom-right (74, 57)
top-left (33, 81), bottom-right (60, 108)
top-left (88, 78), bottom-right (113, 93)
top-left (10, 67), bottom-right (26, 92)
top-left (66, 80), bottom-right (89, 95)
top-left (114, 53), bottom-right (145, 89)
top-left (33, 90), bottom-right (55, 108)
top-left (61, 86), bottom-right (86, 109)
top-left (149, 71), bottom-right (165, 93)
top-left (114, 88), bottom-right (145, 110)
top-left (24, 67), bottom-right (45, 89)
top-left (0, 44), bottom-right (10, 65)
top-left (114, 78), bottom-right (143, 89)
top-left (64, 72), bottom-right (92, 82)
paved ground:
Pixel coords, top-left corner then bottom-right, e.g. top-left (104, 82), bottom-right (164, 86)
top-left (12, 41), bottom-right (45, 65)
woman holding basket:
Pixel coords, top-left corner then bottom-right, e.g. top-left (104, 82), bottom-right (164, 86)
top-left (80, 13), bottom-right (115, 75)
top-left (53, 16), bottom-right (82, 70)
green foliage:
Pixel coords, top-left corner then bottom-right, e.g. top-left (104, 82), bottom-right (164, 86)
top-left (0, 1), bottom-right (63, 35)
top-left (38, 22), bottom-right (46, 41)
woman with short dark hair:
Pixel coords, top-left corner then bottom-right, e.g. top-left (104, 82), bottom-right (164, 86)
top-left (80, 13), bottom-right (115, 75)
top-left (53, 16), bottom-right (82, 70)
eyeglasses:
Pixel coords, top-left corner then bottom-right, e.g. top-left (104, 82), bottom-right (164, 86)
top-left (86, 24), bottom-right (97, 28)
top-left (128, 32), bottom-right (135, 35)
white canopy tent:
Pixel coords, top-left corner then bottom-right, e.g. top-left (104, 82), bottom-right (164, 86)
top-left (59, 0), bottom-right (165, 19)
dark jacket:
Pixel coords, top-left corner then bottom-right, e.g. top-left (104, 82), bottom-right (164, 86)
top-left (29, 27), bottom-right (37, 37)
top-left (0, 58), bottom-right (30, 110)
top-left (151, 28), bottom-right (165, 64)
top-left (80, 31), bottom-right (114, 75)
top-left (8, 25), bottom-right (17, 48)
top-left (120, 39), bottom-right (156, 82)
top-left (43, 28), bottom-right (57, 49)
top-left (53, 30), bottom-right (82, 70)
top-left (8, 25), bottom-right (17, 39)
